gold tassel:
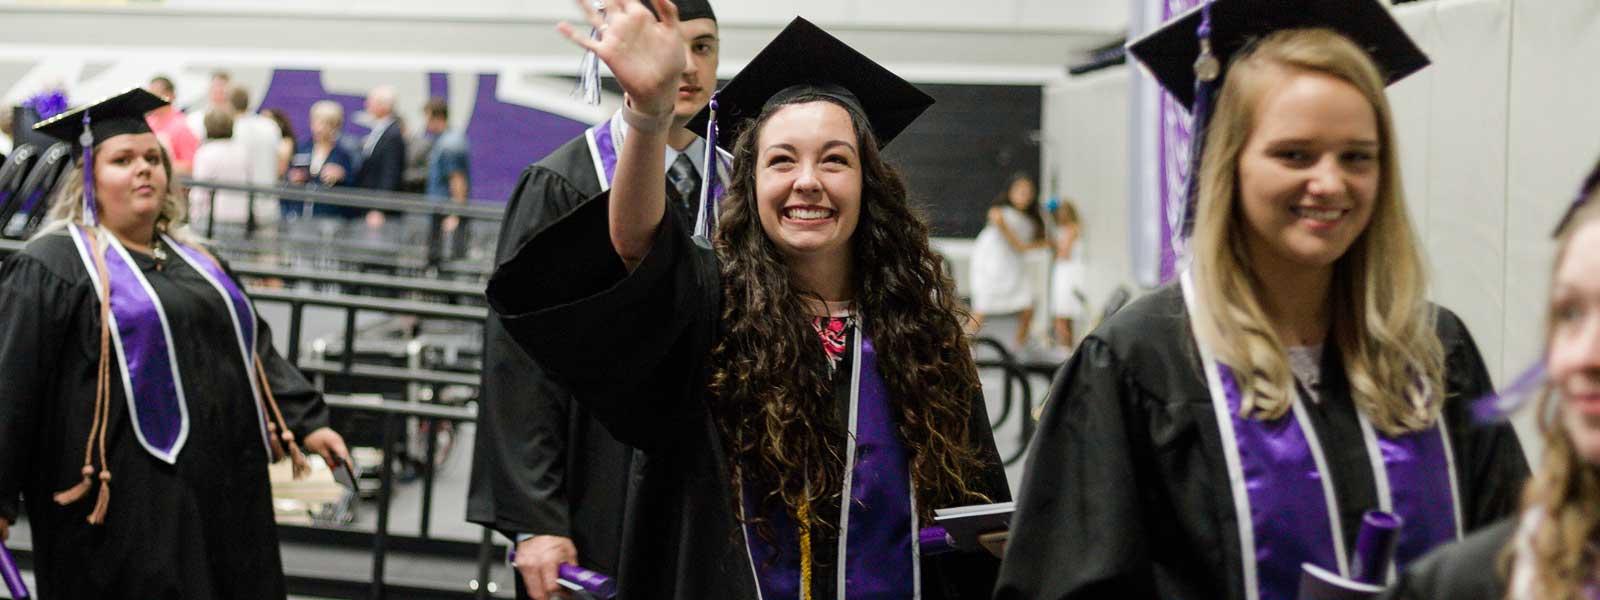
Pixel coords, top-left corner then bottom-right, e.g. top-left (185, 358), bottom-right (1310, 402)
top-left (282, 431), bottom-right (311, 480)
top-left (86, 470), bottom-right (111, 525)
top-left (257, 354), bottom-right (311, 480)
top-left (60, 228), bottom-right (115, 525)
top-left (798, 497), bottom-right (813, 600)
top-left (54, 466), bottom-right (94, 505)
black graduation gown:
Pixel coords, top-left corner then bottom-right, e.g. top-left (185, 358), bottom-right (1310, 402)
top-left (0, 230), bottom-right (330, 600)
top-left (467, 136), bottom-right (634, 576)
top-left (1380, 518), bottom-right (1514, 600)
top-left (466, 135), bottom-right (707, 575)
top-left (485, 192), bottom-right (1012, 599)
top-left (993, 284), bottom-right (1529, 600)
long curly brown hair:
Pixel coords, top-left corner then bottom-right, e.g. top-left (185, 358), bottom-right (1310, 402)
top-left (707, 93), bottom-right (991, 542)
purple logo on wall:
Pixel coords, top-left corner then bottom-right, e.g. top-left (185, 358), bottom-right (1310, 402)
top-left (257, 69), bottom-right (590, 204)
top-left (1157, 0), bottom-right (1202, 283)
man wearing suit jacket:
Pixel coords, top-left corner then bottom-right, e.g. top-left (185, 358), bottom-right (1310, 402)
top-left (353, 85), bottom-right (406, 193)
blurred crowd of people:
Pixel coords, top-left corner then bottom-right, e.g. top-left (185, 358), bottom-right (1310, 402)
top-left (129, 71), bottom-right (472, 236)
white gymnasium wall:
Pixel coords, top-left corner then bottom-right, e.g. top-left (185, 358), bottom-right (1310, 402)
top-left (0, 1), bottom-right (1123, 85)
top-left (1042, 0), bottom-right (1600, 395)
top-left (1044, 67), bottom-right (1132, 324)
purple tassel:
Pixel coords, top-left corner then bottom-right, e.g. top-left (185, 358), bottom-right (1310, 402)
top-left (80, 110), bottom-right (97, 227)
top-left (692, 94), bottom-right (720, 246)
top-left (1176, 0), bottom-right (1219, 245)
top-left (571, 1), bottom-right (606, 106)
top-left (1471, 359), bottom-right (1547, 423)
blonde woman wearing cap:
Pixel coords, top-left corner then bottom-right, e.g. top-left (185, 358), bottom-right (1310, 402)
top-left (997, 2), bottom-right (1528, 598)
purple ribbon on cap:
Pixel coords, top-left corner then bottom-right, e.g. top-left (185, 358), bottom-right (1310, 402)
top-left (0, 542), bottom-right (29, 599)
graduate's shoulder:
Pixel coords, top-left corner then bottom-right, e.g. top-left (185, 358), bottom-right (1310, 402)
top-left (1427, 303), bottom-right (1477, 351)
top-left (1082, 283), bottom-right (1193, 366)
top-left (1390, 517), bottom-right (1513, 600)
top-left (9, 226), bottom-right (94, 285)
top-left (520, 135), bottom-right (601, 199)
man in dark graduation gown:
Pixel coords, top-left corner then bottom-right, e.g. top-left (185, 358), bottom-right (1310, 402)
top-left (465, 0), bottom-right (727, 594)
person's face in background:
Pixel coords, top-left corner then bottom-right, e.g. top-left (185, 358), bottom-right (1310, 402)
top-left (672, 18), bottom-right (720, 122)
top-left (93, 133), bottom-right (168, 232)
top-left (366, 92), bottom-right (394, 121)
top-left (754, 101), bottom-right (863, 265)
top-left (311, 116), bottom-right (340, 145)
top-left (1007, 177), bottom-right (1036, 211)
top-left (146, 81), bottom-right (174, 102)
top-left (208, 76), bottom-right (230, 111)
top-left (1551, 219), bottom-right (1600, 463)
top-left (1236, 69), bottom-right (1380, 271)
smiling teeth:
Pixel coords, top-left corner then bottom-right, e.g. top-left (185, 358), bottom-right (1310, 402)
top-left (787, 207), bottom-right (831, 220)
top-left (1297, 207), bottom-right (1343, 221)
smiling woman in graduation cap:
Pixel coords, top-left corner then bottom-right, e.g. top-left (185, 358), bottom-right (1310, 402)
top-left (487, 1), bottom-right (1010, 598)
top-left (0, 88), bottom-right (348, 599)
top-left (995, 1), bottom-right (1529, 599)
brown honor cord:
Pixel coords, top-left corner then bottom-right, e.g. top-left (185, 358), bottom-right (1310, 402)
top-left (54, 232), bottom-right (311, 525)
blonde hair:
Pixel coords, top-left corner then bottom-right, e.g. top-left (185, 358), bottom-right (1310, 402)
top-left (1506, 197), bottom-right (1600, 600)
top-left (1054, 198), bottom-right (1080, 227)
top-left (310, 100), bottom-right (344, 128)
top-left (35, 143), bottom-right (201, 247)
top-left (1188, 28), bottom-right (1444, 435)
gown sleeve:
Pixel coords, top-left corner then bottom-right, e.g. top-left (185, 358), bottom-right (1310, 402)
top-left (485, 191), bottom-right (716, 452)
top-left (1381, 518), bottom-right (1515, 600)
top-left (993, 336), bottom-right (1160, 600)
top-left (0, 253), bottom-right (76, 523)
top-left (922, 389), bottom-right (1013, 598)
top-left (1435, 307), bottom-right (1529, 530)
top-left (468, 166), bottom-right (597, 538)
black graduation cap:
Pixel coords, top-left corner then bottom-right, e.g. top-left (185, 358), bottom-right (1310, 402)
top-left (1127, 0), bottom-right (1430, 111)
top-left (31, 88), bottom-right (168, 227)
top-left (686, 17), bottom-right (934, 151)
top-left (32, 88), bottom-right (168, 150)
top-left (1554, 155), bottom-right (1600, 237)
top-left (648, 0), bottom-right (715, 22)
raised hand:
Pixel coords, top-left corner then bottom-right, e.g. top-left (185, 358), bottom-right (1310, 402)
top-left (556, 0), bottom-right (686, 128)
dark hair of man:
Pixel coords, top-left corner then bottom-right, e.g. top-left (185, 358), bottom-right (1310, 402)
top-left (423, 98), bottom-right (448, 121)
top-left (709, 93), bottom-right (991, 545)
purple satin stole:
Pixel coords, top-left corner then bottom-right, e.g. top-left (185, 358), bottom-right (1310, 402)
top-left (164, 235), bottom-right (274, 455)
top-left (67, 226), bottom-right (269, 463)
top-left (69, 225), bottom-right (190, 463)
top-left (1364, 417), bottom-right (1461, 570)
top-left (1183, 272), bottom-right (1459, 600)
top-left (742, 332), bottom-right (917, 599)
top-left (584, 113), bottom-right (731, 197)
top-left (1216, 364), bottom-right (1345, 600)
